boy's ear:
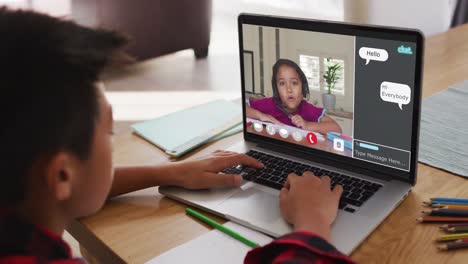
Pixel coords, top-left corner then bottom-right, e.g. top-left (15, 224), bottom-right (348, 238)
top-left (44, 152), bottom-right (78, 201)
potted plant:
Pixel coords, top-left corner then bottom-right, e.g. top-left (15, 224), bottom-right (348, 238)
top-left (322, 58), bottom-right (342, 110)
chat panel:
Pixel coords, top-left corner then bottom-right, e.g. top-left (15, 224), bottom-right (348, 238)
top-left (353, 36), bottom-right (416, 171)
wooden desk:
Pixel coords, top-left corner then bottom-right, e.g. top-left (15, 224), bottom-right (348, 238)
top-left (68, 24), bottom-right (468, 264)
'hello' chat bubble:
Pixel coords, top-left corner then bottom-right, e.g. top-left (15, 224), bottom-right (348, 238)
top-left (380, 81), bottom-right (411, 110)
top-left (359, 47), bottom-right (389, 65)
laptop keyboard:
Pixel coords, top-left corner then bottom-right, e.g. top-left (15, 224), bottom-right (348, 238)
top-left (222, 150), bottom-right (383, 213)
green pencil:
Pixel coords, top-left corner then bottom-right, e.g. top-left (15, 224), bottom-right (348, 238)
top-left (185, 208), bottom-right (259, 248)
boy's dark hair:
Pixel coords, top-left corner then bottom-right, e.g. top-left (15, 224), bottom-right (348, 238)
top-left (271, 59), bottom-right (310, 101)
top-left (0, 8), bottom-right (128, 206)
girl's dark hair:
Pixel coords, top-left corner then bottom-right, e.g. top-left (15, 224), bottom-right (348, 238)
top-left (271, 59), bottom-right (310, 102)
top-left (0, 8), bottom-right (129, 206)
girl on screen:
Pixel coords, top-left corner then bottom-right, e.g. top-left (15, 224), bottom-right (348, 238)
top-left (246, 59), bottom-right (342, 134)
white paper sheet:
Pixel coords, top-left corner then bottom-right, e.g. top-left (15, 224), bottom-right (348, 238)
top-left (145, 222), bottom-right (273, 264)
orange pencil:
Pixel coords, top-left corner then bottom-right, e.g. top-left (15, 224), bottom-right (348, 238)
top-left (433, 204), bottom-right (468, 210)
top-left (416, 217), bottom-right (468, 223)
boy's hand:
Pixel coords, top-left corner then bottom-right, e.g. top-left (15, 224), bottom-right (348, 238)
top-left (279, 172), bottom-right (343, 241)
top-left (291, 114), bottom-right (306, 129)
top-left (173, 150), bottom-right (263, 189)
top-left (259, 113), bottom-right (282, 125)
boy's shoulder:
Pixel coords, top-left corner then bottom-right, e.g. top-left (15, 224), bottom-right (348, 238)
top-left (0, 208), bottom-right (84, 264)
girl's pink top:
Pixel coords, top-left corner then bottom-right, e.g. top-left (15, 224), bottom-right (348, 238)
top-left (249, 97), bottom-right (326, 126)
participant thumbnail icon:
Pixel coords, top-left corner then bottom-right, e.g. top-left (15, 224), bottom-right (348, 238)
top-left (253, 123), bottom-right (263, 132)
top-left (279, 128), bottom-right (289, 138)
top-left (292, 131), bottom-right (303, 142)
top-left (266, 124), bottom-right (276, 135)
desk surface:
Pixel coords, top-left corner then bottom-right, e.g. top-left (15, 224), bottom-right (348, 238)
top-left (68, 24), bottom-right (468, 264)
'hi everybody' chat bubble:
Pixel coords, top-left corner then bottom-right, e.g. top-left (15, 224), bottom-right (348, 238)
top-left (359, 47), bottom-right (389, 65)
top-left (380, 81), bottom-right (411, 110)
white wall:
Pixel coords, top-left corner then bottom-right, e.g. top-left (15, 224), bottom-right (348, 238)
top-left (261, 26), bottom-right (278, 98)
top-left (242, 24), bottom-right (261, 95)
top-left (214, 0), bottom-right (343, 21)
top-left (0, 0), bottom-right (71, 16)
top-left (33, 0), bottom-right (70, 16)
top-left (344, 0), bottom-right (457, 36)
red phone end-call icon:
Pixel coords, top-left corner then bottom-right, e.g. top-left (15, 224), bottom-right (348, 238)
top-left (306, 132), bottom-right (317, 145)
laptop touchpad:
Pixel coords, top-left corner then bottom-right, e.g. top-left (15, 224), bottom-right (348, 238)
top-left (218, 187), bottom-right (281, 224)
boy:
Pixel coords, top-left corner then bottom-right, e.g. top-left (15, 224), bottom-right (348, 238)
top-left (0, 8), bottom-right (353, 263)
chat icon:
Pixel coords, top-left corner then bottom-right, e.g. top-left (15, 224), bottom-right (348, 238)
top-left (380, 81), bottom-right (411, 110)
top-left (359, 47), bottom-right (389, 65)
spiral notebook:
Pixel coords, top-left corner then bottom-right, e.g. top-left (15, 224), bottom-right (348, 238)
top-left (131, 99), bottom-right (243, 157)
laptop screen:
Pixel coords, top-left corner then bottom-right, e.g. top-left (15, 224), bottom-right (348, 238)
top-left (239, 15), bottom-right (423, 182)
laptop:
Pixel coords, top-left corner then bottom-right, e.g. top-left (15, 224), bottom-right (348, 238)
top-left (160, 14), bottom-right (423, 255)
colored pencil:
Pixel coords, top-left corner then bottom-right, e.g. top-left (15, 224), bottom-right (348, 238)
top-left (431, 197), bottom-right (468, 203)
top-left (437, 233), bottom-right (468, 242)
top-left (447, 226), bottom-right (468, 233)
top-left (439, 223), bottom-right (468, 230)
top-left (438, 241), bottom-right (468, 251)
top-left (416, 217), bottom-right (468, 223)
top-left (455, 238), bottom-right (468, 243)
top-left (441, 222), bottom-right (468, 228)
top-left (425, 201), bottom-right (468, 206)
top-left (433, 204), bottom-right (468, 210)
top-left (422, 209), bottom-right (468, 217)
top-left (185, 208), bottom-right (259, 248)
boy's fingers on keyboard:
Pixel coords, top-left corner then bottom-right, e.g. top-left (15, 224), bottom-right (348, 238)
top-left (284, 173), bottom-right (298, 189)
top-left (321, 176), bottom-right (331, 183)
top-left (320, 176), bottom-right (331, 188)
top-left (209, 173), bottom-right (243, 187)
top-left (303, 172), bottom-right (321, 183)
top-left (333, 184), bottom-right (344, 197)
top-left (221, 154), bottom-right (263, 169)
top-left (279, 187), bottom-right (289, 200)
top-left (285, 173), bottom-right (299, 188)
top-left (237, 154), bottom-right (264, 168)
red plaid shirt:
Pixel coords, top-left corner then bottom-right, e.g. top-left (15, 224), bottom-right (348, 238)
top-left (245, 231), bottom-right (355, 264)
top-left (1, 209), bottom-right (354, 264)
top-left (0, 209), bottom-right (84, 264)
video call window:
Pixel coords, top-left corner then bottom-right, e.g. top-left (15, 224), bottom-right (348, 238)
top-left (242, 24), bottom-right (416, 173)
